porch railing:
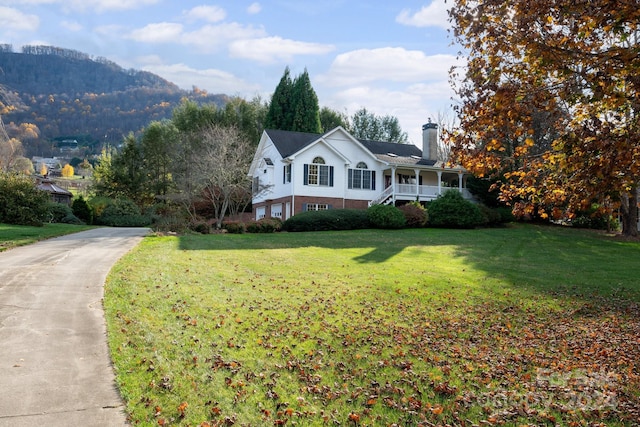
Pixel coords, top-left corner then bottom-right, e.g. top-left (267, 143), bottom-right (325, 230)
top-left (369, 185), bottom-right (473, 206)
top-left (368, 186), bottom-right (394, 207)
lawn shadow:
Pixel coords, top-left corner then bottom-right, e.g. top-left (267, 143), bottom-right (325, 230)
top-left (176, 224), bottom-right (640, 305)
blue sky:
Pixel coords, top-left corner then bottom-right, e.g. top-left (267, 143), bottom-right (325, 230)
top-left (0, 0), bottom-right (461, 145)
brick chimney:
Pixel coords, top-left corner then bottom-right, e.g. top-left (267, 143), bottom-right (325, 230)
top-left (422, 119), bottom-right (438, 161)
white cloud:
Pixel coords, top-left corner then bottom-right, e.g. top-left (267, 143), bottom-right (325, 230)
top-left (126, 21), bottom-right (267, 53)
top-left (68, 0), bottom-right (161, 12)
top-left (247, 2), bottom-right (261, 14)
top-left (181, 23), bottom-right (266, 52)
top-left (320, 47), bottom-right (459, 86)
top-left (61, 20), bottom-right (83, 32)
top-left (396, 0), bottom-right (450, 30)
top-left (183, 5), bottom-right (226, 23)
top-left (140, 61), bottom-right (260, 95)
top-left (0, 6), bottom-right (39, 32)
top-left (94, 24), bottom-right (125, 36)
top-left (229, 36), bottom-right (335, 63)
top-left (318, 46), bottom-right (463, 145)
top-left (2, 0), bottom-right (162, 12)
top-left (323, 85), bottom-right (439, 146)
top-left (128, 22), bottom-right (184, 43)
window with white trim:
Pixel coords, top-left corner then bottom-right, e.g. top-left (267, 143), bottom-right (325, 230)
top-left (304, 157), bottom-right (334, 187)
top-left (348, 162), bottom-right (375, 190)
top-left (304, 203), bottom-right (329, 211)
top-left (283, 164), bottom-right (291, 183)
top-left (252, 176), bottom-right (260, 194)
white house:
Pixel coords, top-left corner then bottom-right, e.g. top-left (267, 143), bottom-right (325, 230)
top-left (248, 120), bottom-right (472, 221)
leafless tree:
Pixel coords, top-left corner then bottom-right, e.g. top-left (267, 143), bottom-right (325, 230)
top-left (175, 125), bottom-right (254, 229)
top-left (0, 115), bottom-right (25, 172)
top-left (436, 110), bottom-right (458, 163)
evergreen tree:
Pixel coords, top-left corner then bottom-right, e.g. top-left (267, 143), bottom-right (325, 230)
top-left (291, 69), bottom-right (321, 133)
top-left (265, 67), bottom-right (293, 130)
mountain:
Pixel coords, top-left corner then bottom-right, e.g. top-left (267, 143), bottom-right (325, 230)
top-left (0, 44), bottom-right (228, 157)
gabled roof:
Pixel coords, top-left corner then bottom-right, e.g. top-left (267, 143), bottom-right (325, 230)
top-left (266, 128), bottom-right (424, 158)
top-left (264, 127), bottom-right (447, 169)
top-left (37, 180), bottom-right (73, 196)
top-left (265, 129), bottom-right (322, 158)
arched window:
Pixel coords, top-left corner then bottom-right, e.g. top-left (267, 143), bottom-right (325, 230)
top-left (348, 161), bottom-right (375, 190)
top-left (304, 156), bottom-right (333, 186)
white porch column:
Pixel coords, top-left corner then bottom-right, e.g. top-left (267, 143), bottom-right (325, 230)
top-left (414, 168), bottom-right (421, 199)
top-left (391, 166), bottom-right (396, 204)
top-left (437, 170), bottom-right (443, 195)
top-left (458, 172), bottom-right (464, 191)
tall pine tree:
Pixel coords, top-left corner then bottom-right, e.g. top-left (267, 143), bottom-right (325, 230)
top-left (265, 67), bottom-right (321, 133)
top-left (291, 69), bottom-right (321, 133)
top-left (264, 67), bottom-right (293, 130)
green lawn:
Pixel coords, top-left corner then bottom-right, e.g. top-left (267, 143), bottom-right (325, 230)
top-left (0, 223), bottom-right (94, 252)
top-left (104, 225), bottom-right (640, 426)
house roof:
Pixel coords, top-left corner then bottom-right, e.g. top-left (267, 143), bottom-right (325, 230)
top-left (265, 129), bottom-right (322, 158)
top-left (265, 127), bottom-right (441, 168)
top-left (37, 180), bottom-right (73, 196)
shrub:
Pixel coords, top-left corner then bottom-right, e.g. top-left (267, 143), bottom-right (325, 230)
top-left (398, 202), bottom-right (428, 228)
top-left (96, 198), bottom-right (151, 227)
top-left (494, 206), bottom-right (515, 223)
top-left (282, 209), bottom-right (369, 232)
top-left (72, 196), bottom-right (93, 224)
top-left (427, 190), bottom-right (484, 229)
top-left (571, 207), bottom-right (618, 231)
top-left (151, 203), bottom-right (190, 233)
top-left (246, 218), bottom-right (283, 233)
top-left (88, 196), bottom-right (113, 219)
top-left (0, 173), bottom-right (50, 226)
top-left (477, 203), bottom-right (503, 227)
top-left (223, 221), bottom-right (246, 234)
top-left (190, 221), bottom-right (211, 234)
top-left (47, 202), bottom-right (83, 224)
top-left (367, 204), bottom-right (406, 229)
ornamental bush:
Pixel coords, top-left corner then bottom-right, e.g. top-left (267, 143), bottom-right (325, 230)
top-left (190, 221), bottom-right (211, 234)
top-left (96, 198), bottom-right (152, 227)
top-left (398, 202), bottom-right (428, 228)
top-left (246, 218), bottom-right (282, 233)
top-left (0, 173), bottom-right (50, 226)
top-left (282, 209), bottom-right (369, 232)
top-left (46, 202), bottom-right (83, 224)
top-left (223, 221), bottom-right (246, 234)
top-left (72, 196), bottom-right (94, 224)
top-left (367, 204), bottom-right (406, 229)
top-left (427, 189), bottom-right (484, 229)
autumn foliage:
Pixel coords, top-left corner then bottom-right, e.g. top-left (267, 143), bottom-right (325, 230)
top-left (448, 0), bottom-right (640, 235)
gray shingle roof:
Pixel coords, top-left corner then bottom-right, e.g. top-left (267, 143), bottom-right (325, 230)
top-left (266, 128), bottom-right (427, 163)
top-left (265, 129), bottom-right (322, 158)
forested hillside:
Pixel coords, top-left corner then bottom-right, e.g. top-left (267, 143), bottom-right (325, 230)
top-left (0, 44), bottom-right (227, 156)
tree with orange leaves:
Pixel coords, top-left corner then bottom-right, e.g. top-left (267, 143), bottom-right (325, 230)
top-left (448, 0), bottom-right (640, 236)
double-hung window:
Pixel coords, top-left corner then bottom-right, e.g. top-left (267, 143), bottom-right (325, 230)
top-left (304, 157), bottom-right (333, 187)
top-left (348, 162), bottom-right (376, 190)
top-left (283, 164), bottom-right (291, 183)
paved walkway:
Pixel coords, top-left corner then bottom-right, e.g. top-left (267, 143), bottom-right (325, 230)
top-left (0, 227), bottom-right (149, 427)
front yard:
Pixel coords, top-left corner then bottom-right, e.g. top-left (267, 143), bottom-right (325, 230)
top-left (104, 225), bottom-right (640, 425)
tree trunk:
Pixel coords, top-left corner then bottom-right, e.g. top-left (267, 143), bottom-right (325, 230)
top-left (621, 189), bottom-right (639, 237)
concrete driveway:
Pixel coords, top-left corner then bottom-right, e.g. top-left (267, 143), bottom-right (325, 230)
top-left (0, 227), bottom-right (149, 427)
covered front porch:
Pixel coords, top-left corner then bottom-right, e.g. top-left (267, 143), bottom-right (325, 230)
top-left (369, 166), bottom-right (472, 206)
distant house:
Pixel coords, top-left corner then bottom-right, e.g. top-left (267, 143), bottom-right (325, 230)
top-left (36, 178), bottom-right (73, 205)
top-left (248, 120), bottom-right (471, 221)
